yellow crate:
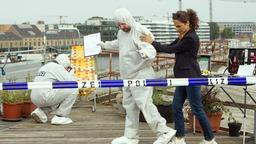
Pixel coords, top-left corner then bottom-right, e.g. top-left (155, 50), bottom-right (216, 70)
top-left (71, 45), bottom-right (96, 97)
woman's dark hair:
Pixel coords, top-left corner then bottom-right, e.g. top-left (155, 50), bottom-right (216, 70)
top-left (172, 9), bottom-right (199, 30)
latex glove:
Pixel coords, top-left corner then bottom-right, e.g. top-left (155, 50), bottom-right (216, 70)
top-left (97, 41), bottom-right (105, 48)
top-left (140, 32), bottom-right (154, 44)
top-left (136, 49), bottom-right (148, 59)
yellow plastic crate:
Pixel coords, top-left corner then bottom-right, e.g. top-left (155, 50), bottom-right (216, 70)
top-left (71, 45), bottom-right (96, 96)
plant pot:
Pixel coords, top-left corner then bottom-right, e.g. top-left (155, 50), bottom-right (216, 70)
top-left (2, 103), bottom-right (22, 121)
top-left (228, 122), bottom-right (242, 137)
top-left (140, 105), bottom-right (173, 123)
top-left (188, 111), bottom-right (223, 133)
top-left (22, 102), bottom-right (37, 118)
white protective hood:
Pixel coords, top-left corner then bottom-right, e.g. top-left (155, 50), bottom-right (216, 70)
top-left (55, 54), bottom-right (70, 68)
top-left (113, 8), bottom-right (156, 59)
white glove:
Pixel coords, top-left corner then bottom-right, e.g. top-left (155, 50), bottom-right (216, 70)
top-left (97, 41), bottom-right (106, 48)
top-left (136, 49), bottom-right (148, 59)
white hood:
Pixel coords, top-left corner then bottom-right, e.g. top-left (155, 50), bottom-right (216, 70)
top-left (55, 54), bottom-right (70, 68)
top-left (113, 8), bottom-right (155, 47)
top-left (113, 8), bottom-right (136, 27)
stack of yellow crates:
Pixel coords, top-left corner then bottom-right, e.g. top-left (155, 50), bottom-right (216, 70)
top-left (71, 45), bottom-right (96, 96)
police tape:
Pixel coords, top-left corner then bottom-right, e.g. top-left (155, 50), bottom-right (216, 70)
top-left (0, 76), bottom-right (256, 90)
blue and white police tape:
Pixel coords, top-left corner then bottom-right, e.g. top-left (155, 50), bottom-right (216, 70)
top-left (0, 76), bottom-right (256, 90)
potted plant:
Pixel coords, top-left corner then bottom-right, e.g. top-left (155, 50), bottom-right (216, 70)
top-left (187, 86), bottom-right (225, 132)
top-left (21, 73), bottom-right (37, 118)
top-left (227, 109), bottom-right (242, 137)
top-left (140, 87), bottom-right (173, 123)
top-left (1, 90), bottom-right (24, 121)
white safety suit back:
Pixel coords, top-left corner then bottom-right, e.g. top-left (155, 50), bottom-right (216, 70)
top-left (33, 62), bottom-right (76, 82)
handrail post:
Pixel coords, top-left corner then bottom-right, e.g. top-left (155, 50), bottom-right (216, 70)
top-left (108, 52), bottom-right (112, 103)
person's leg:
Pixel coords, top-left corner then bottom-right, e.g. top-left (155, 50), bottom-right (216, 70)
top-left (45, 88), bottom-right (78, 125)
top-left (30, 89), bottom-right (51, 123)
top-left (53, 88), bottom-right (78, 116)
top-left (35, 89), bottom-right (78, 116)
top-left (131, 86), bottom-right (176, 144)
top-left (131, 86), bottom-right (171, 136)
top-left (122, 87), bottom-right (140, 139)
top-left (172, 86), bottom-right (187, 137)
top-left (111, 88), bottom-right (139, 144)
top-left (186, 86), bottom-right (214, 140)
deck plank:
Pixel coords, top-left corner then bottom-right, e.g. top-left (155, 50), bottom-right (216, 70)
top-left (0, 101), bottom-right (253, 144)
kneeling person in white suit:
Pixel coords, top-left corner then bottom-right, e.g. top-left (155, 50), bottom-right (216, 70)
top-left (30, 54), bottom-right (78, 125)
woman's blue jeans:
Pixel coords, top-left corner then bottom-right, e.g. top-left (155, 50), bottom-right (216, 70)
top-left (172, 86), bottom-right (214, 140)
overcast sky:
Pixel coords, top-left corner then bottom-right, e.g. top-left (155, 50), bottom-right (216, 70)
top-left (1, 0), bottom-right (256, 24)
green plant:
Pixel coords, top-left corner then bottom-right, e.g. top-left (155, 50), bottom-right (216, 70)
top-left (152, 87), bottom-right (172, 106)
top-left (201, 86), bottom-right (226, 114)
top-left (2, 90), bottom-right (24, 104)
top-left (22, 90), bottom-right (31, 102)
top-left (1, 78), bottom-right (24, 104)
top-left (225, 108), bottom-right (240, 123)
top-left (22, 73), bottom-right (33, 102)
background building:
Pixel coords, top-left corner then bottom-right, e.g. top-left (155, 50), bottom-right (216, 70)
top-left (170, 22), bottom-right (210, 49)
top-left (217, 22), bottom-right (256, 42)
top-left (0, 24), bottom-right (81, 53)
top-left (0, 32), bottom-right (23, 52)
top-left (0, 24), bottom-right (43, 52)
top-left (77, 17), bottom-right (118, 42)
top-left (141, 21), bottom-right (172, 44)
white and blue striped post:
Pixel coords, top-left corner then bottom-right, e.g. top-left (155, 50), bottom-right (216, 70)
top-left (1, 76), bottom-right (256, 90)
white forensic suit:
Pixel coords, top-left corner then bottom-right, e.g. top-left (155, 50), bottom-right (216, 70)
top-left (99, 8), bottom-right (176, 144)
top-left (30, 54), bottom-right (78, 125)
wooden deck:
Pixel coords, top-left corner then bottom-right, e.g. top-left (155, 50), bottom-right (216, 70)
top-left (0, 100), bottom-right (254, 144)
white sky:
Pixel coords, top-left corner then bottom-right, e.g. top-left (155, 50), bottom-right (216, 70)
top-left (0, 0), bottom-right (256, 24)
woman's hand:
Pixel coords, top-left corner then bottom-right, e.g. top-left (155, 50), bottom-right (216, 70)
top-left (140, 33), bottom-right (153, 44)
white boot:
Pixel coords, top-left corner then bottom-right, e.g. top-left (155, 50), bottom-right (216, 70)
top-left (199, 138), bottom-right (218, 144)
top-left (168, 137), bottom-right (186, 144)
top-left (154, 129), bottom-right (176, 144)
top-left (111, 136), bottom-right (139, 144)
top-left (51, 115), bottom-right (73, 125)
top-left (31, 108), bottom-right (47, 123)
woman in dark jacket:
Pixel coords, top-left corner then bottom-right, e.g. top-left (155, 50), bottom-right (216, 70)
top-left (140, 9), bottom-right (217, 144)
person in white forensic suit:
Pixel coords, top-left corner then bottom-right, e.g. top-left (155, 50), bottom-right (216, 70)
top-left (98, 8), bottom-right (176, 144)
top-left (30, 54), bottom-right (78, 125)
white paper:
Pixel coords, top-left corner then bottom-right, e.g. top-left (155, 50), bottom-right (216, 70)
top-left (236, 64), bottom-right (255, 76)
top-left (83, 33), bottom-right (101, 56)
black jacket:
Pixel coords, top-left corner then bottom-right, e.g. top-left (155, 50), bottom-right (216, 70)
top-left (152, 29), bottom-right (202, 78)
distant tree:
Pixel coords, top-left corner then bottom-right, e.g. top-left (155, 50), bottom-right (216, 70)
top-left (208, 22), bottom-right (220, 40)
top-left (221, 27), bottom-right (235, 39)
top-left (88, 16), bottom-right (104, 20)
top-left (22, 22), bottom-right (30, 24)
top-left (37, 20), bottom-right (45, 24)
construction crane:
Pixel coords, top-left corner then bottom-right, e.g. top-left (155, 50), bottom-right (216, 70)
top-left (179, 0), bottom-right (182, 10)
top-left (210, 0), bottom-right (213, 22)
